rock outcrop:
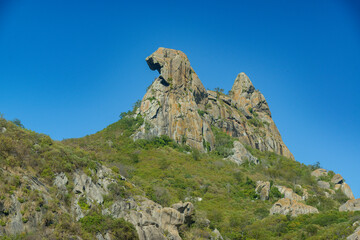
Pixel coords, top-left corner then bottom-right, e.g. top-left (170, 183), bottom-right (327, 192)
top-left (330, 174), bottom-right (355, 200)
top-left (275, 185), bottom-right (307, 201)
top-left (311, 168), bottom-right (328, 178)
top-left (270, 198), bottom-right (319, 217)
top-left (339, 199), bottom-right (360, 212)
top-left (256, 181), bottom-right (270, 200)
top-left (103, 197), bottom-right (195, 240)
top-left (134, 47), bottom-right (294, 160)
top-left (347, 226), bottom-right (360, 240)
top-left (331, 174), bottom-right (344, 184)
top-left (227, 141), bottom-right (259, 164)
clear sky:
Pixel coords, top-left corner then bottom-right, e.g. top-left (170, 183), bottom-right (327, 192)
top-left (0, 0), bottom-right (359, 197)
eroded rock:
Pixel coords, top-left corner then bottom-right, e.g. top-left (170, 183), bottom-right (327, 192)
top-left (339, 199), bottom-right (360, 212)
top-left (331, 174), bottom-right (344, 184)
top-left (256, 181), bottom-right (270, 201)
top-left (134, 48), bottom-right (294, 159)
top-left (227, 141), bottom-right (258, 165)
top-left (317, 181), bottom-right (330, 189)
top-left (270, 198), bottom-right (319, 217)
top-left (311, 168), bottom-right (328, 178)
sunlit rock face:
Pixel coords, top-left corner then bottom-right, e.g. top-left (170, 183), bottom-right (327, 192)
top-left (134, 47), bottom-right (294, 159)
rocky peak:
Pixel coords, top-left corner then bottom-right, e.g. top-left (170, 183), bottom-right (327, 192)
top-left (230, 72), bottom-right (271, 117)
top-left (231, 72), bottom-right (255, 95)
top-left (135, 48), bottom-right (294, 159)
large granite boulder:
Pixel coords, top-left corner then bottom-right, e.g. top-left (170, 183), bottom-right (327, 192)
top-left (311, 168), bottom-right (328, 178)
top-left (339, 199), bottom-right (360, 212)
top-left (270, 198), bottom-right (319, 217)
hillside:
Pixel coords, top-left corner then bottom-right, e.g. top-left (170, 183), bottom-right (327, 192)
top-left (0, 48), bottom-right (360, 240)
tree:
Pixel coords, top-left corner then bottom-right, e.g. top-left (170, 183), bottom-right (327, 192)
top-left (12, 118), bottom-right (24, 128)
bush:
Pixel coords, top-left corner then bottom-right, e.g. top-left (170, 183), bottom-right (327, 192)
top-left (211, 126), bottom-right (234, 157)
top-left (80, 212), bottom-right (138, 239)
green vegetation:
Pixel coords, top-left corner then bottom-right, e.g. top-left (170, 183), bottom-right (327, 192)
top-left (80, 212), bottom-right (138, 240)
top-left (211, 126), bottom-right (234, 157)
top-left (0, 105), bottom-right (359, 240)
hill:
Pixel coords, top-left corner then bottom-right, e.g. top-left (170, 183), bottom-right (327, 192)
top-left (0, 48), bottom-right (359, 239)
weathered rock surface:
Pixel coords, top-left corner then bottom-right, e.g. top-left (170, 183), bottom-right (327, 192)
top-left (226, 141), bottom-right (258, 164)
top-left (341, 183), bottom-right (355, 200)
top-left (103, 197), bottom-right (195, 240)
top-left (339, 199), bottom-right (360, 212)
top-left (133, 47), bottom-right (215, 151)
top-left (317, 180), bottom-right (330, 189)
top-left (275, 185), bottom-right (305, 201)
top-left (256, 181), bottom-right (270, 200)
top-left (311, 168), bottom-right (328, 178)
top-left (331, 174), bottom-right (344, 184)
top-left (270, 198), bottom-right (319, 217)
top-left (134, 48), bottom-right (294, 160)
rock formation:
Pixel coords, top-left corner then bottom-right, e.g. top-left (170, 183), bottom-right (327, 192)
top-left (339, 199), bottom-right (360, 212)
top-left (134, 47), bottom-right (294, 160)
top-left (255, 181), bottom-right (270, 200)
top-left (270, 198), bottom-right (319, 217)
top-left (347, 226), bottom-right (360, 240)
top-left (311, 168), bottom-right (328, 178)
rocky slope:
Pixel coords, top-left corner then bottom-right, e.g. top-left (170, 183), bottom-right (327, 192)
top-left (134, 47), bottom-right (293, 161)
top-left (1, 48), bottom-right (360, 240)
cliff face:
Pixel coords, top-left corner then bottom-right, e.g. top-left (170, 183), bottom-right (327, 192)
top-left (134, 47), bottom-right (293, 159)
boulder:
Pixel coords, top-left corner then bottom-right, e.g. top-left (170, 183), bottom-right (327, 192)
top-left (317, 181), bottom-right (330, 189)
top-left (347, 226), bottom-right (360, 240)
top-left (339, 199), bottom-right (360, 212)
top-left (331, 174), bottom-right (344, 184)
top-left (0, 127), bottom-right (6, 133)
top-left (334, 182), bottom-right (355, 200)
top-left (341, 183), bottom-right (355, 200)
top-left (256, 181), bottom-right (270, 200)
top-left (275, 185), bottom-right (302, 201)
top-left (227, 141), bottom-right (258, 165)
top-left (311, 168), bottom-right (328, 178)
top-left (270, 198), bottom-right (319, 217)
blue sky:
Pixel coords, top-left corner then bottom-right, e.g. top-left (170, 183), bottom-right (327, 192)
top-left (0, 0), bottom-right (359, 197)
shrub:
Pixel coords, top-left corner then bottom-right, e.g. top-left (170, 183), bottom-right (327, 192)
top-left (211, 126), bottom-right (234, 157)
top-left (80, 212), bottom-right (138, 239)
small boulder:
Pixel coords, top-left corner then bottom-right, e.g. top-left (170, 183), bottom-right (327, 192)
top-left (339, 199), bottom-right (360, 212)
top-left (331, 174), bottom-right (344, 184)
top-left (317, 181), bottom-right (330, 189)
top-left (0, 127), bottom-right (6, 133)
top-left (311, 168), bottom-right (328, 178)
top-left (270, 198), bottom-right (319, 217)
top-left (255, 181), bottom-right (270, 201)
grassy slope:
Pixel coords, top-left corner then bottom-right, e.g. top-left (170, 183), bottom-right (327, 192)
top-left (62, 112), bottom-right (360, 240)
top-left (0, 117), bottom-right (138, 240)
